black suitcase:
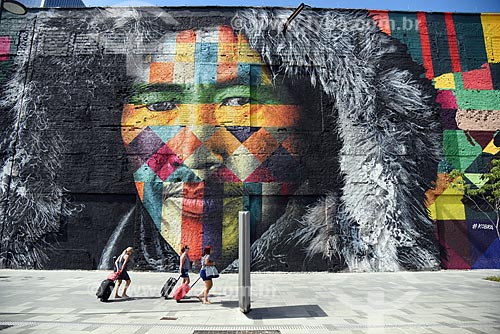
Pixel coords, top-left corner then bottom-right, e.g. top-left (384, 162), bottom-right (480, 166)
top-left (161, 276), bottom-right (180, 299)
top-left (96, 279), bottom-right (115, 302)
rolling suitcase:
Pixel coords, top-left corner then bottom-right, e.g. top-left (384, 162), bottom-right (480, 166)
top-left (161, 275), bottom-right (181, 299)
top-left (173, 276), bottom-right (201, 302)
top-left (96, 279), bottom-right (115, 302)
top-left (96, 270), bottom-right (121, 302)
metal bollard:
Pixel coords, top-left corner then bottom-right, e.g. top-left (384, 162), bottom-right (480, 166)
top-left (238, 211), bottom-right (251, 313)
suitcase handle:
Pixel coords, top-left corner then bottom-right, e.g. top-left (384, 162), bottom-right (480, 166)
top-left (190, 276), bottom-right (201, 288)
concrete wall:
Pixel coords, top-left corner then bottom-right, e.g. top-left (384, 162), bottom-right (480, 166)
top-left (0, 7), bottom-right (498, 271)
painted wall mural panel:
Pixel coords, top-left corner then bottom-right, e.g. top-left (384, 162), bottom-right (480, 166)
top-left (0, 7), bottom-right (499, 272)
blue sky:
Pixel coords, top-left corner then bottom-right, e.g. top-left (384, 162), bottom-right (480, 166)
top-left (82, 0), bottom-right (500, 13)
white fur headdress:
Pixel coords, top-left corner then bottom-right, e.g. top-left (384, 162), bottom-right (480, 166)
top-left (236, 8), bottom-right (441, 271)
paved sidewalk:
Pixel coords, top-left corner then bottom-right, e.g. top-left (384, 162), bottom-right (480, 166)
top-left (0, 269), bottom-right (500, 334)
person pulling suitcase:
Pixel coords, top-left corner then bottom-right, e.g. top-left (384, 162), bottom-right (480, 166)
top-left (179, 245), bottom-right (191, 285)
top-left (113, 247), bottom-right (134, 298)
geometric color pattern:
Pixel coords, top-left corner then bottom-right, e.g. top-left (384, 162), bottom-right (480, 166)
top-left (122, 26), bottom-right (302, 264)
top-left (372, 11), bottom-right (500, 269)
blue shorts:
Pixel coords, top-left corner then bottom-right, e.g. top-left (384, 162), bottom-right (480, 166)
top-left (200, 269), bottom-right (212, 281)
top-left (180, 269), bottom-right (189, 278)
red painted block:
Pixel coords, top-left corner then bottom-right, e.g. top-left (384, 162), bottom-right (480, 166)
top-left (462, 63), bottom-right (494, 90)
top-left (0, 37), bottom-right (10, 61)
top-left (181, 183), bottom-right (204, 260)
top-left (436, 90), bottom-right (458, 110)
top-left (416, 13), bottom-right (434, 80)
top-left (444, 13), bottom-right (462, 73)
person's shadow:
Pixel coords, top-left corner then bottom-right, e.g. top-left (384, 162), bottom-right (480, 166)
top-left (107, 296), bottom-right (160, 302)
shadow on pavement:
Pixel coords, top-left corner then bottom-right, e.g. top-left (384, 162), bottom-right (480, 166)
top-left (173, 299), bottom-right (201, 303)
top-left (128, 296), bottom-right (161, 300)
top-left (244, 305), bottom-right (328, 319)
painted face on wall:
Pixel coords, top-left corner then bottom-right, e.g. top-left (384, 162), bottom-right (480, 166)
top-left (121, 26), bottom-right (305, 266)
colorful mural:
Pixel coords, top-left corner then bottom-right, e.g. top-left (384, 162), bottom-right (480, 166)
top-left (0, 7), bottom-right (499, 271)
top-left (371, 11), bottom-right (500, 269)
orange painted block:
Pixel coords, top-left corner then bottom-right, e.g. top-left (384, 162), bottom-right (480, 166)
top-left (166, 127), bottom-right (203, 162)
top-left (369, 10), bottom-right (391, 35)
top-left (219, 26), bottom-right (238, 43)
top-left (217, 63), bottom-right (238, 82)
top-left (149, 62), bottom-right (174, 83)
top-left (176, 30), bottom-right (196, 43)
top-left (203, 127), bottom-right (242, 157)
top-left (243, 128), bottom-right (279, 161)
top-left (249, 104), bottom-right (300, 127)
top-left (135, 182), bottom-right (145, 201)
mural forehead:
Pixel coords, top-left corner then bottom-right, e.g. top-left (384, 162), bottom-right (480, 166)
top-left (0, 7), bottom-right (499, 272)
top-left (129, 26), bottom-right (273, 85)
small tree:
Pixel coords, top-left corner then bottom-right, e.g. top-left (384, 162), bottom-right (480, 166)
top-left (449, 158), bottom-right (500, 240)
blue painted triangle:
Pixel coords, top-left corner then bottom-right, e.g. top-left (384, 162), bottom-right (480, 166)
top-left (472, 237), bottom-right (500, 269)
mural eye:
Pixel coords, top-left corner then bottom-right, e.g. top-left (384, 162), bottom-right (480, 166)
top-left (146, 101), bottom-right (178, 111)
top-left (221, 97), bottom-right (250, 107)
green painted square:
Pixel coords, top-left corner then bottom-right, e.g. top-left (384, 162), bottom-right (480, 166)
top-left (443, 130), bottom-right (483, 171)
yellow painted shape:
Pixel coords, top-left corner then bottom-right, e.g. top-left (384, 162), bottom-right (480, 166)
top-left (484, 137), bottom-right (500, 155)
top-left (161, 193), bottom-right (183, 255)
top-left (428, 182), bottom-right (466, 220)
top-left (174, 43), bottom-right (195, 62)
top-left (261, 66), bottom-right (272, 85)
top-left (433, 73), bottom-right (456, 90)
top-left (426, 173), bottom-right (453, 207)
top-left (121, 103), bottom-right (182, 145)
top-left (481, 14), bottom-right (500, 63)
top-left (222, 183), bottom-right (243, 257)
top-left (218, 42), bottom-right (238, 63)
top-left (214, 104), bottom-right (250, 126)
top-left (238, 33), bottom-right (263, 63)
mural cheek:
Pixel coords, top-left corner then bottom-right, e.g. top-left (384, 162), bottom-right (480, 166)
top-left (214, 104), bottom-right (250, 126)
top-left (250, 104), bottom-right (301, 127)
top-left (121, 104), bottom-right (181, 145)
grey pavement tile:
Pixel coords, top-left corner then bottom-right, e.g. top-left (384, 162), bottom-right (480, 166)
top-left (441, 315), bottom-right (477, 322)
top-left (463, 327), bottom-right (494, 334)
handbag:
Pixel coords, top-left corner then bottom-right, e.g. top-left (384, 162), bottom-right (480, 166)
top-left (107, 269), bottom-right (122, 281)
top-left (205, 265), bottom-right (219, 278)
